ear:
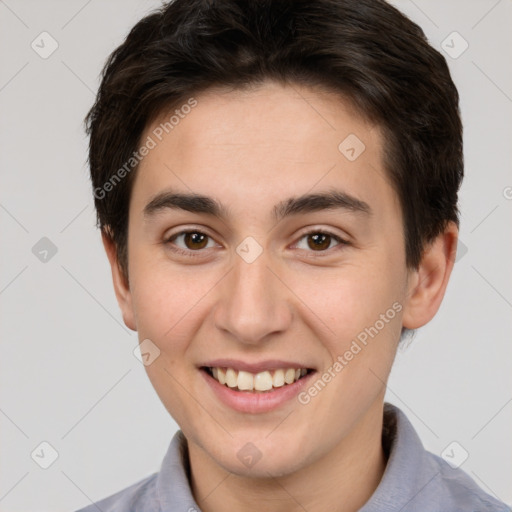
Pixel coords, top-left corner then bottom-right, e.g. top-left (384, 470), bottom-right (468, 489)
top-left (402, 221), bottom-right (458, 329)
top-left (101, 229), bottom-right (137, 331)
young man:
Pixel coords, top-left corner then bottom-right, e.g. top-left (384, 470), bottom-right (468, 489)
top-left (77, 0), bottom-right (509, 510)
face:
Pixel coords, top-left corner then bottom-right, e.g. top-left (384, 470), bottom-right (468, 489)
top-left (114, 81), bottom-right (416, 477)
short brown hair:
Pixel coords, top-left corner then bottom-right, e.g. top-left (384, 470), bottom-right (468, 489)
top-left (86, 0), bottom-right (463, 279)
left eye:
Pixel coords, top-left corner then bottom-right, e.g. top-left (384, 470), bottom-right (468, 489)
top-left (293, 231), bottom-right (346, 252)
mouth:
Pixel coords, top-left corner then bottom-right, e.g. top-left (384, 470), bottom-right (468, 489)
top-left (199, 359), bottom-right (318, 413)
top-left (200, 365), bottom-right (315, 393)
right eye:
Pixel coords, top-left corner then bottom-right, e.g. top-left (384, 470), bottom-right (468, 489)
top-left (164, 229), bottom-right (219, 257)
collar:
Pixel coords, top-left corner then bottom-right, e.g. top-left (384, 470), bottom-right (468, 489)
top-left (154, 402), bottom-right (500, 511)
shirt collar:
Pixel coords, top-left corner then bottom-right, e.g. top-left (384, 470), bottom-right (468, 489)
top-left (155, 402), bottom-right (436, 511)
top-left (156, 428), bottom-right (199, 511)
top-left (359, 402), bottom-right (440, 511)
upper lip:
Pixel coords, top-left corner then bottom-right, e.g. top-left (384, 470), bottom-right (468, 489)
top-left (200, 359), bottom-right (316, 374)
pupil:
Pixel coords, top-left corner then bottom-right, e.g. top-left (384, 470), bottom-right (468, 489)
top-left (309, 233), bottom-right (329, 250)
top-left (186, 232), bottom-right (207, 249)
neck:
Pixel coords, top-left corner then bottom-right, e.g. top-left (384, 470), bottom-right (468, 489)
top-left (187, 401), bottom-right (387, 512)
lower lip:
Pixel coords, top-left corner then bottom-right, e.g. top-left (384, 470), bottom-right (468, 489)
top-left (200, 368), bottom-right (316, 414)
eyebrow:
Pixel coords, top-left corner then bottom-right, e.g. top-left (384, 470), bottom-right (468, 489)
top-left (143, 187), bottom-right (371, 223)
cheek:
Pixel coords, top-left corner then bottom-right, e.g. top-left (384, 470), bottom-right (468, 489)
top-left (128, 263), bottom-right (212, 425)
top-left (299, 273), bottom-right (403, 419)
top-left (290, 263), bottom-right (401, 341)
top-left (299, 262), bottom-right (404, 389)
top-left (129, 255), bottom-right (223, 356)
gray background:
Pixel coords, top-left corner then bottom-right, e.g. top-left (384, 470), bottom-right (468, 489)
top-left (0, 0), bottom-right (511, 510)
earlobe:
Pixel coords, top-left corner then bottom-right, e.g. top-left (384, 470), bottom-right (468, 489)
top-left (101, 230), bottom-right (137, 331)
top-left (402, 222), bottom-right (458, 330)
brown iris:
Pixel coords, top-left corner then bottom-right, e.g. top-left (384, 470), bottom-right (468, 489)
top-left (183, 232), bottom-right (209, 250)
top-left (307, 233), bottom-right (332, 251)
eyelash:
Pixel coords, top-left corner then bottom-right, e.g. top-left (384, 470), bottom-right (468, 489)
top-left (163, 228), bottom-right (348, 258)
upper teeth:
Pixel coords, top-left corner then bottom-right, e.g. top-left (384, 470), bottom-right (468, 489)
top-left (210, 367), bottom-right (308, 391)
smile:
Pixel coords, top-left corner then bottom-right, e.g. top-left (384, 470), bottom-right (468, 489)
top-left (203, 366), bottom-right (312, 392)
top-left (200, 361), bottom-right (317, 413)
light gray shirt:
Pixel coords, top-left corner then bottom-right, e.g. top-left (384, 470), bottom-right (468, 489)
top-left (75, 403), bottom-right (510, 511)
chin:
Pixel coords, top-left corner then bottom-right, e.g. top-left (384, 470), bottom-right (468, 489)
top-left (224, 451), bottom-right (308, 479)
top-left (202, 431), bottom-right (314, 479)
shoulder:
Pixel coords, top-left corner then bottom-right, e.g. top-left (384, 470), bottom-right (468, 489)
top-left (73, 429), bottom-right (198, 512)
top-left (422, 450), bottom-right (510, 512)
top-left (73, 472), bottom-right (159, 512)
top-left (371, 404), bottom-right (510, 512)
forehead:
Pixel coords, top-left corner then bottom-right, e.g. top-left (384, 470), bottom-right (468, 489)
top-left (131, 81), bottom-right (399, 225)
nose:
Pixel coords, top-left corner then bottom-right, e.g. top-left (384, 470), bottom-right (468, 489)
top-left (213, 246), bottom-right (293, 345)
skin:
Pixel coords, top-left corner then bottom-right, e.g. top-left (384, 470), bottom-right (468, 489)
top-left (103, 80), bottom-right (458, 512)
